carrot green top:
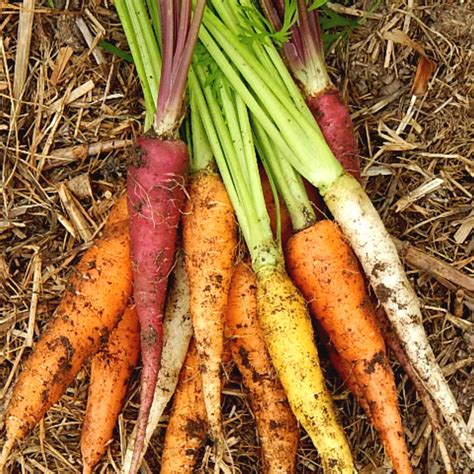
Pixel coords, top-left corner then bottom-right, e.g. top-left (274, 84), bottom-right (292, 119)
top-left (189, 56), bottom-right (280, 271)
top-left (199, 0), bottom-right (344, 192)
top-left (260, 0), bottom-right (333, 96)
top-left (115, 0), bottom-right (161, 130)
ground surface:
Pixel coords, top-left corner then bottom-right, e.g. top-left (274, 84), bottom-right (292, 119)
top-left (0, 1), bottom-right (473, 473)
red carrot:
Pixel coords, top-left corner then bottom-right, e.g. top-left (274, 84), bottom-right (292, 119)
top-left (260, 0), bottom-right (361, 181)
top-left (127, 2), bottom-right (207, 472)
top-left (127, 136), bottom-right (188, 471)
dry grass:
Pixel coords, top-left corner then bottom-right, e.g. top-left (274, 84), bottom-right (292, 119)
top-left (1, 1), bottom-right (472, 473)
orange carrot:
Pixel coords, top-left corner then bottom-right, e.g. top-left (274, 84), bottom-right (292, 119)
top-left (326, 343), bottom-right (372, 419)
top-left (287, 220), bottom-right (412, 474)
top-left (261, 177), bottom-right (368, 420)
top-left (160, 340), bottom-right (207, 474)
top-left (81, 305), bottom-right (140, 474)
top-left (0, 195), bottom-right (132, 468)
top-left (183, 171), bottom-right (237, 449)
top-left (225, 262), bottom-right (299, 473)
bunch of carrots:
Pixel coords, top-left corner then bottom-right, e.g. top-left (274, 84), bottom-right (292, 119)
top-left (2, 1), bottom-right (472, 473)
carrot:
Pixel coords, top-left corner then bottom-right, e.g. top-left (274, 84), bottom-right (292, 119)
top-left (122, 251), bottom-right (193, 472)
top-left (127, 137), bottom-right (188, 465)
top-left (225, 262), bottom-right (299, 473)
top-left (260, 0), bottom-right (361, 181)
top-left (125, 1), bottom-right (207, 469)
top-left (190, 60), bottom-right (354, 472)
top-left (0, 195), bottom-right (132, 469)
top-left (181, 91), bottom-right (237, 456)
top-left (287, 220), bottom-right (412, 474)
top-left (81, 305), bottom-right (140, 474)
top-left (183, 170), bottom-right (237, 449)
top-left (160, 340), bottom-right (207, 474)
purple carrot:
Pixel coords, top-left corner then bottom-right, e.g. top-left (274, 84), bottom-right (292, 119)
top-left (127, 138), bottom-right (187, 451)
top-left (127, 1), bottom-right (207, 473)
top-left (261, 0), bottom-right (361, 181)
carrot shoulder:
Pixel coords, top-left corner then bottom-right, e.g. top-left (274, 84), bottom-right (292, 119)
top-left (226, 262), bottom-right (299, 473)
top-left (287, 220), bottom-right (412, 474)
top-left (81, 304), bottom-right (139, 474)
top-left (183, 171), bottom-right (237, 446)
top-left (160, 340), bottom-right (207, 474)
top-left (1, 195), bottom-right (132, 468)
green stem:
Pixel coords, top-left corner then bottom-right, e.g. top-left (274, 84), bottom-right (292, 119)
top-left (205, 8), bottom-right (315, 138)
top-left (145, 0), bottom-right (162, 46)
top-left (209, 0), bottom-right (314, 126)
top-left (190, 91), bottom-right (215, 172)
top-left (198, 26), bottom-right (305, 173)
top-left (200, 14), bottom-right (343, 191)
top-left (190, 61), bottom-right (279, 270)
top-left (253, 119), bottom-right (315, 232)
top-left (128, 0), bottom-right (162, 100)
top-left (115, 0), bottom-right (156, 128)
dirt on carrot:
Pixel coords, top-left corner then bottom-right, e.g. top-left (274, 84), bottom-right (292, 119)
top-left (287, 220), bottom-right (412, 473)
top-left (1, 195), bottom-right (132, 468)
top-left (226, 261), bottom-right (299, 473)
top-left (81, 304), bottom-right (139, 474)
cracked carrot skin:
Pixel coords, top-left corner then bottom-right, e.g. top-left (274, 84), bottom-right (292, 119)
top-left (226, 262), bottom-right (299, 474)
top-left (287, 220), bottom-right (412, 474)
top-left (183, 171), bottom-right (237, 446)
top-left (1, 195), bottom-right (132, 466)
top-left (81, 305), bottom-right (139, 474)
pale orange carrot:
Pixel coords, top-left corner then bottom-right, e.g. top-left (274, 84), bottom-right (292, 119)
top-left (160, 341), bottom-right (207, 474)
top-left (225, 262), bottom-right (299, 473)
top-left (287, 220), bottom-right (412, 474)
top-left (0, 195), bottom-right (132, 468)
top-left (183, 171), bottom-right (237, 449)
top-left (81, 305), bottom-right (139, 474)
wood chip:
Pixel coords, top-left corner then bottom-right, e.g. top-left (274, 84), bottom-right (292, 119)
top-left (44, 138), bottom-right (133, 170)
top-left (75, 16), bottom-right (105, 66)
top-left (67, 173), bottom-right (93, 200)
top-left (26, 249), bottom-right (42, 347)
top-left (58, 184), bottom-right (94, 242)
top-left (453, 209), bottom-right (474, 244)
top-left (393, 236), bottom-right (474, 292)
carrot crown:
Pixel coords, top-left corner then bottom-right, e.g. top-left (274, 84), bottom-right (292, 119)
top-left (189, 54), bottom-right (281, 271)
top-left (260, 0), bottom-right (333, 96)
top-left (154, 0), bottom-right (207, 138)
top-left (115, 0), bottom-right (162, 130)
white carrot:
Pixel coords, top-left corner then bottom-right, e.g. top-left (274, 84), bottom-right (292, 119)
top-left (122, 252), bottom-right (192, 473)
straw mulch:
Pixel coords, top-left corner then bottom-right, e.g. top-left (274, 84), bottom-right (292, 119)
top-left (1, 1), bottom-right (472, 472)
